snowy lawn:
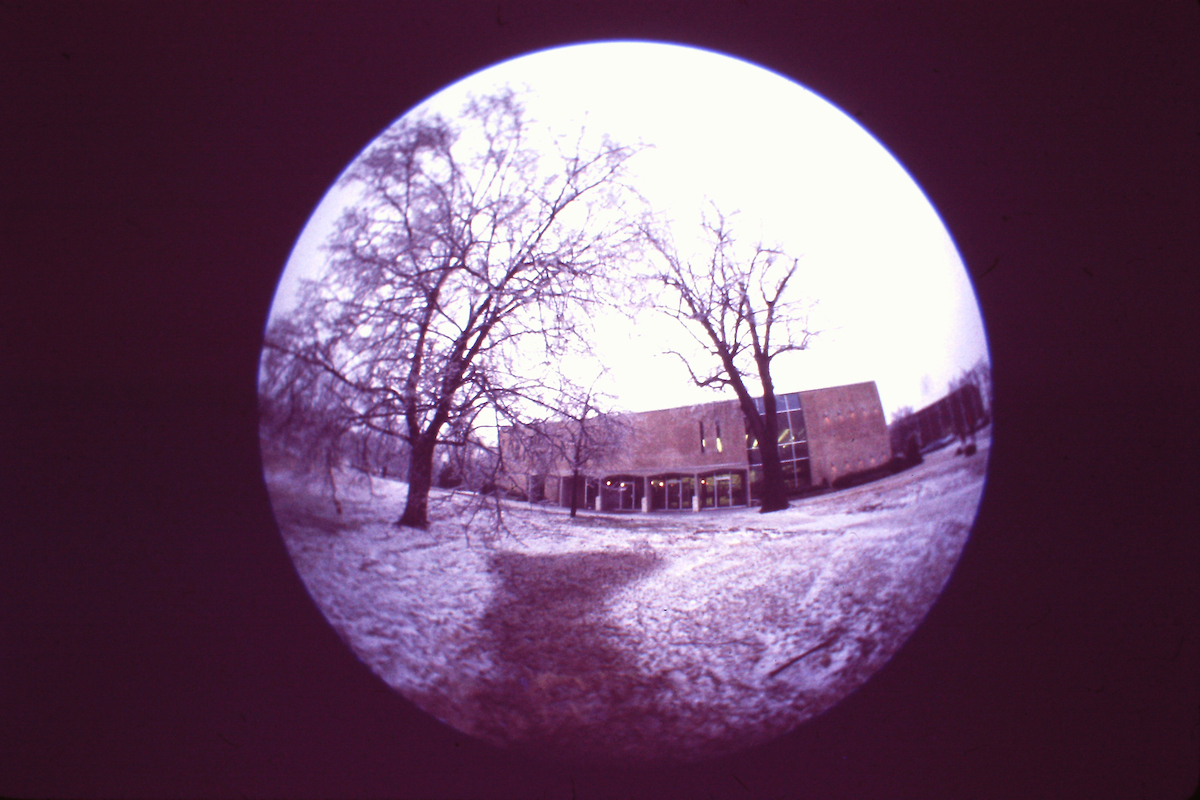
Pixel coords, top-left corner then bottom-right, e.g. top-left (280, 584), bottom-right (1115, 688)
top-left (267, 435), bottom-right (988, 763)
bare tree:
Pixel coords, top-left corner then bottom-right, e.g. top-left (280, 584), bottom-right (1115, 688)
top-left (259, 307), bottom-right (381, 514)
top-left (643, 207), bottom-right (814, 513)
top-left (949, 357), bottom-right (993, 413)
top-left (511, 374), bottom-right (627, 518)
top-left (262, 89), bottom-right (642, 529)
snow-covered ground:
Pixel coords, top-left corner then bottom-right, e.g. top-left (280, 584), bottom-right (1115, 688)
top-left (267, 433), bottom-right (989, 763)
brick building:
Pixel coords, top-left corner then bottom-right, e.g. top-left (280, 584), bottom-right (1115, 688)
top-left (503, 381), bottom-right (890, 512)
top-left (888, 383), bottom-right (988, 458)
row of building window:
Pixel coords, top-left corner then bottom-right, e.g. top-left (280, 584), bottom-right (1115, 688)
top-left (698, 420), bottom-right (724, 454)
top-left (747, 402), bottom-right (812, 491)
top-left (753, 392), bottom-right (879, 423)
top-left (823, 405), bottom-right (877, 422)
top-left (753, 393), bottom-right (803, 414)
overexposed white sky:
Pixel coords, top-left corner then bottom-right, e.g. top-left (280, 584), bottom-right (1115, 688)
top-left (270, 42), bottom-right (989, 421)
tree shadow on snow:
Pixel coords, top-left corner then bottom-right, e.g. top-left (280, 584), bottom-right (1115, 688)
top-left (464, 549), bottom-right (669, 762)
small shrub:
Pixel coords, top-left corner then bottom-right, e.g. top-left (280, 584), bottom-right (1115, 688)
top-left (437, 464), bottom-right (464, 489)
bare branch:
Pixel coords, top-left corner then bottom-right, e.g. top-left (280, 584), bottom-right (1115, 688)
top-left (260, 88), bottom-right (646, 530)
top-left (639, 204), bottom-right (816, 513)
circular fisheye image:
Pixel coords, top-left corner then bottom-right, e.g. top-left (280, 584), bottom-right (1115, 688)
top-left (259, 42), bottom-right (991, 763)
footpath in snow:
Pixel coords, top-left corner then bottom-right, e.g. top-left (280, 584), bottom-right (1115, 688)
top-left (267, 436), bottom-right (989, 762)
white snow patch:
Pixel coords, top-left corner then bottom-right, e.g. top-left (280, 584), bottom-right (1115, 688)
top-left (265, 434), bottom-right (989, 761)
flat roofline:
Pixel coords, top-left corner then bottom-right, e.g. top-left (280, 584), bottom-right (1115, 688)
top-left (615, 380), bottom-right (881, 418)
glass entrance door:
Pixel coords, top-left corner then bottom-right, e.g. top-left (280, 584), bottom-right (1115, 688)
top-left (666, 478), bottom-right (684, 510)
top-left (714, 475), bottom-right (732, 507)
top-left (650, 475), bottom-right (694, 511)
top-left (602, 476), bottom-right (641, 511)
top-left (702, 472), bottom-right (746, 508)
top-left (616, 480), bottom-right (635, 510)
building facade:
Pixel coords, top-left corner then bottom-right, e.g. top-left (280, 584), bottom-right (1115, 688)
top-left (888, 383), bottom-right (988, 458)
top-left (503, 381), bottom-right (891, 512)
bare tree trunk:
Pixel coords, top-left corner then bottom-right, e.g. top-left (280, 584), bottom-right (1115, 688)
top-left (736, 387), bottom-right (790, 513)
top-left (569, 470), bottom-right (581, 518)
top-left (757, 441), bottom-right (789, 513)
top-left (325, 447), bottom-right (343, 516)
top-left (754, 363), bottom-right (791, 513)
top-left (398, 433), bottom-right (436, 529)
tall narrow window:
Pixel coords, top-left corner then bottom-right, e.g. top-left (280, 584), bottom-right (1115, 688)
top-left (715, 420), bottom-right (723, 452)
top-left (699, 420), bottom-right (706, 453)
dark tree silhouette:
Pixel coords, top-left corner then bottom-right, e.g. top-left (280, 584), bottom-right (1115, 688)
top-left (643, 208), bottom-right (815, 513)
top-left (949, 357), bottom-right (993, 413)
top-left (508, 374), bottom-right (626, 518)
top-left (261, 89), bottom-right (642, 529)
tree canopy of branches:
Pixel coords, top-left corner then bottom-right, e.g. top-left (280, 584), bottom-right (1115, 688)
top-left (508, 374), bottom-right (626, 518)
top-left (261, 89), bottom-right (642, 529)
top-left (259, 310), bottom-right (357, 512)
top-left (949, 357), bottom-right (993, 412)
top-left (643, 208), bottom-right (814, 513)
